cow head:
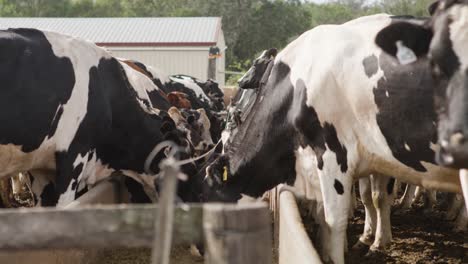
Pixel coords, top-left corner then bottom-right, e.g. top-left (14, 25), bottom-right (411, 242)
top-left (167, 91), bottom-right (192, 109)
top-left (181, 108), bottom-right (215, 152)
top-left (376, 0), bottom-right (468, 168)
top-left (238, 48), bottom-right (278, 89)
top-left (201, 60), bottom-right (297, 203)
top-left (202, 154), bottom-right (243, 202)
top-left (168, 107), bottom-right (214, 156)
top-left (202, 79), bottom-right (225, 111)
top-left (204, 79), bottom-right (224, 98)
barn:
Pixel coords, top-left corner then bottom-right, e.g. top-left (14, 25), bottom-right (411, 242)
top-left (0, 17), bottom-right (226, 85)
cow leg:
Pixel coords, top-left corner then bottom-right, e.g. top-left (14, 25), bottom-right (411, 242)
top-left (30, 170), bottom-right (57, 207)
top-left (349, 184), bottom-right (357, 219)
top-left (315, 201), bottom-right (332, 259)
top-left (353, 177), bottom-right (376, 251)
top-left (453, 200), bottom-right (467, 232)
top-left (412, 185), bottom-right (423, 204)
top-left (396, 183), bottom-right (417, 210)
top-left (459, 170), bottom-right (468, 214)
top-left (124, 176), bottom-right (153, 203)
top-left (421, 189), bottom-right (437, 212)
top-left (446, 194), bottom-right (464, 221)
top-left (369, 175), bottom-right (394, 252)
top-left (0, 176), bottom-right (13, 208)
top-left (316, 156), bottom-right (355, 264)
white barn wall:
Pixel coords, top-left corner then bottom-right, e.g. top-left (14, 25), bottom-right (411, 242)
top-left (107, 46), bottom-right (210, 82)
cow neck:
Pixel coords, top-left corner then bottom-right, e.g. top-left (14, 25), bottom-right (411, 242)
top-left (224, 62), bottom-right (297, 197)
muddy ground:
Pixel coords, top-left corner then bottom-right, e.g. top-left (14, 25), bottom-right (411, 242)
top-left (302, 201), bottom-right (467, 264)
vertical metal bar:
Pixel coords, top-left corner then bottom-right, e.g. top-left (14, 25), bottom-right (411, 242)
top-left (151, 157), bottom-right (179, 264)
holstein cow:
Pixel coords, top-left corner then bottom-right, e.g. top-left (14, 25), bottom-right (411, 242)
top-left (375, 0), bottom-right (468, 209)
top-left (167, 91), bottom-right (192, 109)
top-left (167, 75), bottom-right (225, 133)
top-left (119, 59), bottom-right (172, 111)
top-left (117, 62), bottom-right (215, 156)
top-left (168, 107), bottom-right (214, 155)
top-left (236, 48), bottom-right (397, 254)
top-left (0, 28), bottom-right (192, 207)
top-left (122, 61), bottom-right (225, 143)
top-left (202, 14), bottom-right (461, 264)
top-left (30, 59), bottom-right (212, 206)
top-left (119, 58), bottom-right (170, 92)
top-left (221, 49), bottom-right (277, 147)
top-left (172, 75), bottom-right (225, 111)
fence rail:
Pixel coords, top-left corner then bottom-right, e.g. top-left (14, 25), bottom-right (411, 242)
top-left (0, 204), bottom-right (203, 251)
top-left (0, 179), bottom-right (272, 264)
top-left (269, 185), bottom-right (322, 264)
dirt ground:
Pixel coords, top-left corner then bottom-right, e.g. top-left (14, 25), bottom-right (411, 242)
top-left (91, 246), bottom-right (203, 264)
top-left (302, 201), bottom-right (467, 264)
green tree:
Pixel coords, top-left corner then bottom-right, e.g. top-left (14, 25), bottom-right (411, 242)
top-left (378, 0), bottom-right (434, 16)
top-left (308, 2), bottom-right (360, 28)
top-left (234, 0), bottom-right (310, 62)
top-left (0, 0), bottom-right (18, 16)
top-left (0, 0), bottom-right (71, 17)
top-left (67, 0), bottom-right (129, 17)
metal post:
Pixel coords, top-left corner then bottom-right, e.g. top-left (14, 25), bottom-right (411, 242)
top-left (151, 157), bottom-right (180, 264)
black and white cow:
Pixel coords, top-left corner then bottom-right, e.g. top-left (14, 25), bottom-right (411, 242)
top-left (121, 61), bottom-right (225, 143)
top-left (236, 49), bottom-right (398, 254)
top-left (0, 28), bottom-right (192, 207)
top-left (221, 49), bottom-right (277, 147)
top-left (168, 107), bottom-right (214, 155)
top-left (202, 14), bottom-right (462, 264)
top-left (375, 0), bottom-right (468, 209)
top-left (171, 75), bottom-right (225, 111)
top-left (119, 58), bottom-right (171, 93)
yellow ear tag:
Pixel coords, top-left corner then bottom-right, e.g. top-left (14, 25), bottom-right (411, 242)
top-left (223, 166), bottom-right (228, 181)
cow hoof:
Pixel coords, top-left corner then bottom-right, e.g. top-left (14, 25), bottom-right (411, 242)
top-left (446, 211), bottom-right (458, 221)
top-left (322, 258), bottom-right (335, 264)
top-left (453, 219), bottom-right (467, 232)
top-left (190, 243), bottom-right (204, 257)
top-left (365, 247), bottom-right (386, 258)
top-left (453, 225), bottom-right (467, 232)
top-left (422, 206), bottom-right (435, 214)
top-left (352, 240), bottom-right (370, 253)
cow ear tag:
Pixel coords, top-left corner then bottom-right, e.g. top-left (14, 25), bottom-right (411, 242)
top-left (223, 166), bottom-right (228, 181)
top-left (396, 40), bottom-right (417, 65)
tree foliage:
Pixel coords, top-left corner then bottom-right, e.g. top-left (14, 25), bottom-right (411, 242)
top-left (0, 0), bottom-right (435, 82)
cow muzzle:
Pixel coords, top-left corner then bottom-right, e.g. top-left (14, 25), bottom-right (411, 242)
top-left (437, 133), bottom-right (468, 168)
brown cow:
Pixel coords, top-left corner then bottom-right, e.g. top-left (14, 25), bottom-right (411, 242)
top-left (167, 92), bottom-right (192, 109)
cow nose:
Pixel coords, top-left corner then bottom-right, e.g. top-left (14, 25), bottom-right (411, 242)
top-left (437, 133), bottom-right (468, 168)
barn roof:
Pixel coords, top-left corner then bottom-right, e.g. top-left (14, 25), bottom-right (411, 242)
top-left (0, 17), bottom-right (222, 46)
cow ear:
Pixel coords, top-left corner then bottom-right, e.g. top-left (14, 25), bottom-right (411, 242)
top-left (428, 1), bottom-right (440, 15)
top-left (266, 48), bottom-right (278, 59)
top-left (168, 107), bottom-right (185, 125)
top-left (376, 22), bottom-right (433, 61)
top-left (197, 108), bottom-right (206, 115)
